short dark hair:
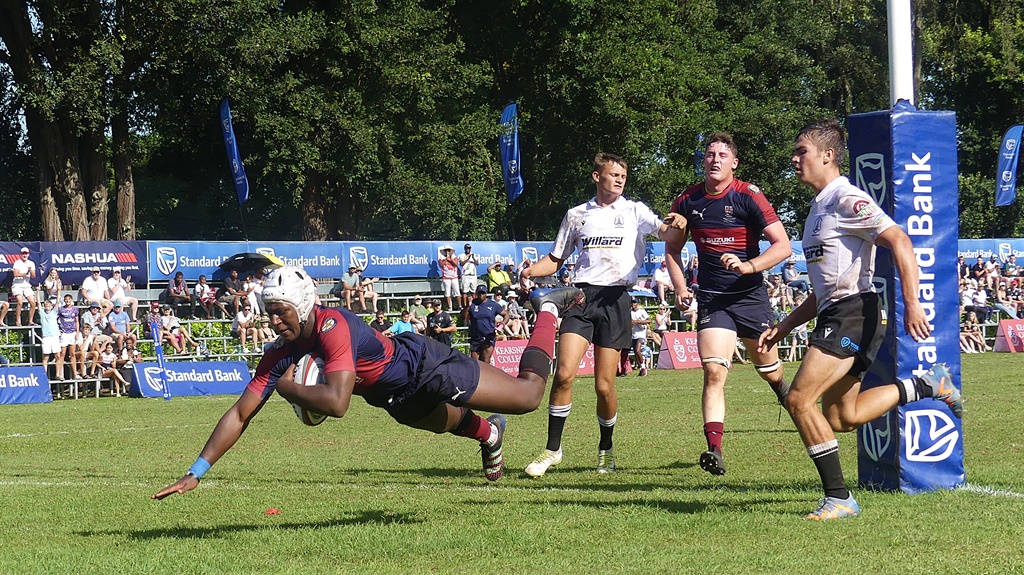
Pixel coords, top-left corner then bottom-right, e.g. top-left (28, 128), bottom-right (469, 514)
top-left (798, 119), bottom-right (847, 169)
top-left (706, 132), bottom-right (738, 157)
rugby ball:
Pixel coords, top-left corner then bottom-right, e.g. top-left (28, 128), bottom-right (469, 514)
top-left (291, 353), bottom-right (328, 426)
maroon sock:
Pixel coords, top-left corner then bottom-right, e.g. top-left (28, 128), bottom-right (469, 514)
top-left (518, 311), bottom-right (556, 380)
top-left (451, 409), bottom-right (491, 443)
top-left (704, 421), bottom-right (724, 452)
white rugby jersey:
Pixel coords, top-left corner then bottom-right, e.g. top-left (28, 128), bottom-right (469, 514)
top-left (549, 196), bottom-right (663, 287)
top-left (801, 176), bottom-right (896, 314)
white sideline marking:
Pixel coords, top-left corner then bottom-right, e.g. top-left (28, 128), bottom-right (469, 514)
top-left (957, 483), bottom-right (1024, 498)
top-left (1, 424), bottom-right (204, 439)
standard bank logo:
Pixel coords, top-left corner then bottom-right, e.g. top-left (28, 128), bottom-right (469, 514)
top-left (143, 366), bottom-right (165, 392)
top-left (854, 153), bottom-right (887, 206)
top-left (256, 247), bottom-right (276, 257)
top-left (999, 243), bottom-right (1012, 263)
top-left (1006, 137), bottom-right (1018, 153)
top-left (860, 416), bottom-right (892, 462)
top-left (156, 247), bottom-right (177, 276)
top-left (905, 408), bottom-right (959, 462)
top-left (349, 246), bottom-right (368, 270)
top-left (521, 246), bottom-right (538, 263)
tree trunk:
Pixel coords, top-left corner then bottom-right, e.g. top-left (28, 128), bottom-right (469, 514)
top-left (335, 182), bottom-right (361, 240)
top-left (34, 146), bottom-right (64, 242)
top-left (301, 171), bottom-right (331, 241)
top-left (83, 129), bottom-right (109, 240)
top-left (57, 128), bottom-right (90, 241)
top-left (112, 109), bottom-right (136, 240)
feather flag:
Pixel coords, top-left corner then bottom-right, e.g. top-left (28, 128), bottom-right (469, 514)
top-left (996, 124), bottom-right (1022, 207)
top-left (499, 103), bottom-right (525, 203)
top-left (220, 99), bottom-right (250, 205)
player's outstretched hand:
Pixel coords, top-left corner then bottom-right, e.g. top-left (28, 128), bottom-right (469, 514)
top-left (152, 474), bottom-right (200, 500)
top-left (757, 326), bottom-right (780, 354)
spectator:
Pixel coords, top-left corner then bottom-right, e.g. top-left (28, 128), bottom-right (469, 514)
top-left (768, 274), bottom-right (793, 317)
top-left (257, 314), bottom-right (276, 347)
top-left (782, 259), bottom-right (810, 294)
top-left (629, 298), bottom-right (650, 377)
top-left (55, 294), bottom-right (81, 381)
top-left (558, 269), bottom-right (573, 287)
top-left (0, 295), bottom-right (8, 327)
top-left (369, 310), bottom-right (392, 333)
top-left (408, 296), bottom-right (429, 334)
top-left (961, 311), bottom-right (988, 353)
top-left (194, 275), bottom-right (227, 319)
top-left (121, 340), bottom-right (141, 365)
top-left (386, 310), bottom-right (415, 337)
top-left (784, 292), bottom-right (810, 362)
top-left (332, 266), bottom-right (365, 312)
top-left (98, 341), bottom-right (130, 396)
top-left (42, 267), bottom-right (62, 304)
top-left (970, 256), bottom-right (987, 287)
top-left (984, 255), bottom-right (1001, 289)
top-left (39, 299), bottom-right (60, 382)
top-left (142, 301), bottom-right (163, 343)
top-left (993, 281), bottom-right (1018, 319)
top-left (503, 292), bottom-right (530, 339)
top-left (486, 261), bottom-right (512, 296)
top-left (463, 284), bottom-right (506, 363)
top-left (163, 306), bottom-right (199, 354)
top-left (438, 246), bottom-right (459, 310)
top-left (165, 271), bottom-right (195, 319)
top-left (653, 303), bottom-right (671, 345)
top-left (639, 340), bottom-right (654, 374)
top-left (79, 267), bottom-right (112, 316)
top-left (1009, 279), bottom-right (1024, 316)
top-left (107, 267), bottom-right (140, 321)
top-left (425, 297), bottom-right (455, 347)
top-left (1003, 254), bottom-right (1019, 278)
top-left (459, 244), bottom-right (480, 307)
top-left (517, 259), bottom-right (536, 294)
top-left (242, 273), bottom-right (261, 314)
top-left (230, 303), bottom-right (259, 352)
top-left (357, 268), bottom-right (380, 312)
top-left (11, 246), bottom-right (38, 326)
top-left (107, 300), bottom-right (137, 350)
top-left (678, 291), bottom-right (698, 330)
top-left (252, 269), bottom-right (267, 315)
top-left (81, 302), bottom-right (110, 363)
top-left (653, 260), bottom-right (673, 306)
top-left (217, 269), bottom-right (246, 316)
top-left (957, 255), bottom-right (969, 281)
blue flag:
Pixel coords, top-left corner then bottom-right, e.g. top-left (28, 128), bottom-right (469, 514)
top-left (996, 124), bottom-right (1022, 207)
top-left (499, 103), bottom-right (525, 203)
top-left (150, 320), bottom-right (172, 401)
top-left (220, 99), bottom-right (250, 205)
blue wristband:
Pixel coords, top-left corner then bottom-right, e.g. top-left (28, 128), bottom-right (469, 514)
top-left (188, 456), bottom-right (212, 479)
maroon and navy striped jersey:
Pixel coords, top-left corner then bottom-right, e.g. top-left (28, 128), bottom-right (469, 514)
top-left (246, 305), bottom-right (423, 399)
top-left (670, 178), bottom-right (780, 294)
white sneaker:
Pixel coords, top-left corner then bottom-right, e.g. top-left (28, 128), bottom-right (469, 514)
top-left (525, 449), bottom-right (563, 477)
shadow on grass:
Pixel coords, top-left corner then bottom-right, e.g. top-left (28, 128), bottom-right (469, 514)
top-left (76, 510), bottom-right (422, 540)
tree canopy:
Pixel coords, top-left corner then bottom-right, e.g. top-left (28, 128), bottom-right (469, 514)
top-left (0, 0), bottom-right (1021, 242)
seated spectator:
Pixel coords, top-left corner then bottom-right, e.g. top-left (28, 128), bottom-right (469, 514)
top-left (231, 303), bottom-right (260, 352)
top-left (984, 255), bottom-right (1000, 289)
top-left (486, 261), bottom-right (512, 296)
top-left (43, 267), bottom-right (63, 303)
top-left (961, 311), bottom-right (988, 353)
top-left (678, 291), bottom-right (698, 330)
top-left (165, 271), bottom-right (196, 319)
top-left (79, 267), bottom-right (113, 316)
top-left (782, 259), bottom-right (810, 293)
top-left (142, 301), bottom-right (164, 343)
top-left (257, 314), bottom-right (276, 348)
top-left (194, 275), bottom-right (228, 319)
top-left (121, 340), bottom-right (142, 364)
top-left (408, 296), bottom-right (429, 334)
top-left (1009, 279), bottom-right (1024, 316)
top-left (993, 281), bottom-right (1019, 319)
top-left (369, 310), bottom-right (392, 333)
top-left (163, 306), bottom-right (199, 354)
top-left (0, 295), bottom-right (9, 327)
top-left (106, 300), bottom-right (137, 350)
top-left (97, 341), bottom-right (129, 396)
top-left (81, 302), bottom-right (110, 358)
top-left (331, 265), bottom-right (365, 312)
top-left (385, 310), bottom-right (415, 337)
top-left (107, 267), bottom-right (140, 321)
top-left (685, 255), bottom-right (700, 291)
top-left (502, 292), bottom-right (530, 339)
top-left (216, 269), bottom-right (246, 316)
top-left (357, 268), bottom-right (380, 312)
top-left (1003, 254), bottom-right (1019, 278)
top-left (653, 260), bottom-right (673, 306)
top-left (785, 292), bottom-right (810, 362)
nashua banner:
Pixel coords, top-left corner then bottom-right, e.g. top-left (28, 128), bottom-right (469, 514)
top-left (499, 103), bottom-right (525, 204)
top-left (220, 99), bottom-right (250, 205)
top-left (995, 124), bottom-right (1022, 207)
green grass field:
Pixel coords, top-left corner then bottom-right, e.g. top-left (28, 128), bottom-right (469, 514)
top-left (3, 354), bottom-right (1023, 575)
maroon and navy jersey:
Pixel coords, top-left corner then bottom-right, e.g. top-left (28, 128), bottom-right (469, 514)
top-left (246, 306), bottom-right (423, 399)
top-left (670, 178), bottom-right (780, 294)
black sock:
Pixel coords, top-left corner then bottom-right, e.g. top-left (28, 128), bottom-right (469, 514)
top-left (808, 440), bottom-right (849, 499)
top-left (598, 415), bottom-right (616, 451)
top-left (546, 409), bottom-right (569, 452)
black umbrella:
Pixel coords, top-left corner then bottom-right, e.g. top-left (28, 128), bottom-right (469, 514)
top-left (218, 252), bottom-right (285, 273)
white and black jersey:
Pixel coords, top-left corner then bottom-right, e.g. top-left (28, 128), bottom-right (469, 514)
top-left (801, 176), bottom-right (896, 314)
top-left (549, 196), bottom-right (663, 287)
